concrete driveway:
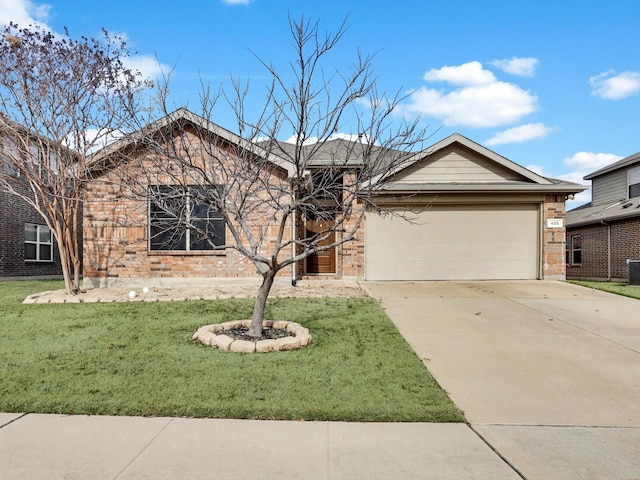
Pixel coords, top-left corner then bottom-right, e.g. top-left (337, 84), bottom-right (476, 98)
top-left (363, 280), bottom-right (640, 479)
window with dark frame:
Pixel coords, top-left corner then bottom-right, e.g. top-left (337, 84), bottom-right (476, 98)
top-left (311, 170), bottom-right (343, 203)
top-left (629, 166), bottom-right (640, 199)
top-left (571, 234), bottom-right (582, 265)
top-left (149, 186), bottom-right (225, 251)
top-left (24, 223), bottom-right (53, 262)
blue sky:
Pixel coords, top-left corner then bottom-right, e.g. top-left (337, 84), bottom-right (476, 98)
top-left (3, 0), bottom-right (640, 208)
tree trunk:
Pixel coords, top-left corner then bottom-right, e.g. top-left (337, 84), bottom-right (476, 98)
top-left (56, 230), bottom-right (80, 295)
top-left (247, 270), bottom-right (276, 338)
top-left (57, 242), bottom-right (73, 295)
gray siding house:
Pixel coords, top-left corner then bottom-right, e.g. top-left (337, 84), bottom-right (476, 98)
top-left (566, 152), bottom-right (640, 281)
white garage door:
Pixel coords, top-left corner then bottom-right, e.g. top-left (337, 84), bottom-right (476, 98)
top-left (365, 204), bottom-right (539, 280)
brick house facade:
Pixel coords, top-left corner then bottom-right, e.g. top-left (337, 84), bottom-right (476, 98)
top-left (566, 219), bottom-right (640, 281)
top-left (542, 194), bottom-right (569, 279)
top-left (0, 186), bottom-right (63, 277)
top-left (83, 110), bottom-right (366, 287)
top-left (83, 111), bottom-right (583, 286)
top-left (566, 151), bottom-right (640, 282)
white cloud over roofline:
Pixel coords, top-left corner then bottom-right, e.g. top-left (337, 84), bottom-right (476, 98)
top-left (402, 61), bottom-right (539, 129)
top-left (590, 70), bottom-right (640, 100)
top-left (528, 151), bottom-right (623, 208)
top-left (405, 81), bottom-right (538, 128)
top-left (485, 123), bottom-right (553, 146)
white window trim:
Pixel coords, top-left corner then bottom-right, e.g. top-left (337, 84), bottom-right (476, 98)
top-left (25, 223), bottom-right (54, 263)
top-left (628, 166), bottom-right (640, 199)
top-left (570, 234), bottom-right (582, 266)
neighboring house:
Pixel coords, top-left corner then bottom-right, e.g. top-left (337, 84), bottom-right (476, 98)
top-left (566, 152), bottom-right (640, 281)
top-left (0, 132), bottom-right (64, 278)
top-left (82, 109), bottom-right (585, 287)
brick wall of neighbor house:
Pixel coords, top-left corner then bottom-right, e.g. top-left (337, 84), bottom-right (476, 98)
top-left (0, 189), bottom-right (63, 277)
top-left (567, 218), bottom-right (640, 281)
top-left (542, 194), bottom-right (567, 280)
top-left (83, 144), bottom-right (297, 287)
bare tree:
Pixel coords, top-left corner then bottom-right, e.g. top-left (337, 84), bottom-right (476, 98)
top-left (0, 23), bottom-right (151, 294)
top-left (106, 16), bottom-right (425, 337)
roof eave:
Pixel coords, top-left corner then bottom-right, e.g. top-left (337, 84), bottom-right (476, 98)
top-left (584, 153), bottom-right (640, 180)
top-left (87, 108), bottom-right (296, 178)
top-left (567, 211), bottom-right (640, 228)
top-left (371, 182), bottom-right (588, 194)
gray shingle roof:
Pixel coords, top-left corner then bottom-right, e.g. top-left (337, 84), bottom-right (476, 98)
top-left (566, 198), bottom-right (640, 227)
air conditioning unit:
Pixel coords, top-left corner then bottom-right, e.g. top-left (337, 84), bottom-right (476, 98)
top-left (629, 261), bottom-right (640, 286)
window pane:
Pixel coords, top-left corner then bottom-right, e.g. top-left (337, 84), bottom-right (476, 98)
top-left (150, 221), bottom-right (186, 250)
top-left (630, 182), bottom-right (640, 199)
top-left (25, 224), bottom-right (37, 241)
top-left (25, 243), bottom-right (37, 260)
top-left (39, 244), bottom-right (52, 261)
top-left (190, 219), bottom-right (225, 250)
top-left (629, 167), bottom-right (640, 185)
top-left (149, 186), bottom-right (187, 251)
top-left (39, 226), bottom-right (51, 243)
top-left (572, 236), bottom-right (582, 249)
top-left (573, 250), bottom-right (582, 265)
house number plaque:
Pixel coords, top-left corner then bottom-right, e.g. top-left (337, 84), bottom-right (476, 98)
top-left (547, 219), bottom-right (563, 228)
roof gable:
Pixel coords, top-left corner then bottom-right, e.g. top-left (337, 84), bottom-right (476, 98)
top-left (388, 133), bottom-right (551, 185)
top-left (88, 108), bottom-right (295, 177)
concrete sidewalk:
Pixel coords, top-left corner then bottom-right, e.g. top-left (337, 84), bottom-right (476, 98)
top-left (0, 413), bottom-right (521, 480)
top-left (364, 280), bottom-right (640, 480)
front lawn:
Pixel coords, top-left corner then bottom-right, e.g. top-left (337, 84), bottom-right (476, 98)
top-left (568, 280), bottom-right (640, 300)
top-left (0, 280), bottom-right (463, 422)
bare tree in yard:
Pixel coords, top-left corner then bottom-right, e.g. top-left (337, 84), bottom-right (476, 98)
top-left (135, 17), bottom-right (426, 337)
top-left (0, 23), bottom-right (150, 294)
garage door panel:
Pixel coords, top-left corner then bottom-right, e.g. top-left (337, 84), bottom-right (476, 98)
top-left (366, 259), bottom-right (536, 280)
top-left (365, 205), bottom-right (539, 280)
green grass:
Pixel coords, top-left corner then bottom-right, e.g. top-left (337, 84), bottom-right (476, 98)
top-left (568, 280), bottom-right (640, 300)
top-left (0, 280), bottom-right (463, 422)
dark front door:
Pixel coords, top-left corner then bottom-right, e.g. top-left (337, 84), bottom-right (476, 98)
top-left (305, 217), bottom-right (336, 274)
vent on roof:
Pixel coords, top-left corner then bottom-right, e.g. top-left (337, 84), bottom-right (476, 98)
top-left (622, 202), bottom-right (633, 209)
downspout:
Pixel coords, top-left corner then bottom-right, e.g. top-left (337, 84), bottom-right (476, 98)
top-left (601, 220), bottom-right (611, 281)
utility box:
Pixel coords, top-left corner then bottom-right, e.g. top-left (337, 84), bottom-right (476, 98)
top-left (630, 261), bottom-right (640, 286)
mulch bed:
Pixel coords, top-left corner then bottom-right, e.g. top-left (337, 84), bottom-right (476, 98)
top-left (219, 326), bottom-right (293, 342)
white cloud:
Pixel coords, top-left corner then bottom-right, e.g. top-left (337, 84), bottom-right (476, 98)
top-left (123, 55), bottom-right (168, 82)
top-left (528, 152), bottom-right (623, 208)
top-left (485, 123), bottom-right (553, 146)
top-left (0, 0), bottom-right (51, 27)
top-left (403, 61), bottom-right (538, 128)
top-left (590, 70), bottom-right (640, 100)
top-left (64, 128), bottom-right (124, 154)
top-left (565, 189), bottom-right (593, 210)
top-left (562, 151), bottom-right (623, 172)
top-left (423, 61), bottom-right (495, 86)
top-left (406, 81), bottom-right (538, 128)
top-left (490, 57), bottom-right (539, 77)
